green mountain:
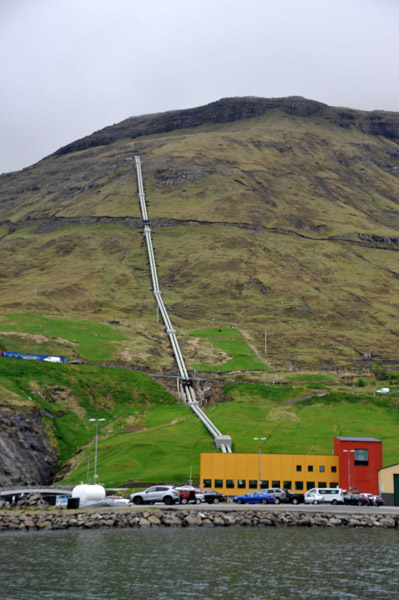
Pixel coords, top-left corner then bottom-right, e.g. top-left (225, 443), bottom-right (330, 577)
top-left (1, 96), bottom-right (398, 371)
top-left (1, 95), bottom-right (399, 485)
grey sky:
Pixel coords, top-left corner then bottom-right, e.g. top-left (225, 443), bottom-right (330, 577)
top-left (1, 0), bottom-right (398, 173)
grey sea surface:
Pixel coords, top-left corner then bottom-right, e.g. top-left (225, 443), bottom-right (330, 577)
top-left (1, 526), bottom-right (398, 599)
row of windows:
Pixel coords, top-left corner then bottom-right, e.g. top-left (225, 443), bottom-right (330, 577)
top-left (296, 465), bottom-right (337, 473)
top-left (203, 479), bottom-right (339, 491)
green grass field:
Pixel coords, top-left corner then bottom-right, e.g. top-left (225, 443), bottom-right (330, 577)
top-left (0, 313), bottom-right (125, 361)
top-left (208, 383), bottom-right (399, 466)
top-left (2, 357), bottom-right (398, 486)
top-left (189, 327), bottom-right (268, 372)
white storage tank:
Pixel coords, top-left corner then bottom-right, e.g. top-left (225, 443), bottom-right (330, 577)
top-left (71, 484), bottom-right (106, 503)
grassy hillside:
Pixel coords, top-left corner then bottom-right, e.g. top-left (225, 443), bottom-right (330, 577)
top-left (1, 97), bottom-right (399, 487)
top-left (1, 357), bottom-right (398, 486)
top-left (0, 100), bottom-right (398, 370)
top-left (0, 312), bottom-right (126, 361)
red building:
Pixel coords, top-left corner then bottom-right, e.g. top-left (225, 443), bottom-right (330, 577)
top-left (334, 436), bottom-right (382, 494)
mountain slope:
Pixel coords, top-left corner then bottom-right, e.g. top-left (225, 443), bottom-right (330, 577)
top-left (0, 97), bottom-right (398, 370)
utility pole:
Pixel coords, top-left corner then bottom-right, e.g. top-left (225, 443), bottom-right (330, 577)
top-left (264, 329), bottom-right (267, 355)
top-left (89, 418), bottom-right (106, 484)
top-left (254, 437), bottom-right (267, 489)
top-left (86, 453), bottom-right (90, 484)
top-left (343, 449), bottom-right (355, 492)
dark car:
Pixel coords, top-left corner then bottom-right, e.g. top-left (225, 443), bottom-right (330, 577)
top-left (265, 488), bottom-right (288, 504)
top-left (233, 491), bottom-right (275, 505)
top-left (284, 490), bottom-right (305, 505)
top-left (343, 493), bottom-right (368, 506)
top-left (372, 495), bottom-right (384, 506)
top-left (202, 490), bottom-right (226, 504)
top-left (360, 493), bottom-right (385, 506)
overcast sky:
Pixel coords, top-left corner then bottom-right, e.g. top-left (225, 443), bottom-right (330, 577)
top-left (1, 0), bottom-right (398, 174)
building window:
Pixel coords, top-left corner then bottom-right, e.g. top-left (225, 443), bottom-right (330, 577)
top-left (308, 465), bottom-right (313, 472)
top-left (354, 449), bottom-right (369, 466)
top-left (319, 466), bottom-right (325, 472)
top-left (272, 481), bottom-right (280, 488)
top-left (226, 479), bottom-right (235, 489)
top-left (260, 480), bottom-right (269, 489)
top-left (330, 482), bottom-right (339, 488)
top-left (331, 466), bottom-right (337, 473)
top-left (203, 479), bottom-right (211, 488)
top-left (296, 465), bottom-right (302, 472)
top-left (295, 481), bottom-right (304, 490)
top-left (249, 480), bottom-right (257, 489)
top-left (284, 481), bottom-right (292, 490)
top-left (215, 479), bottom-right (223, 489)
top-left (318, 482), bottom-right (327, 487)
top-left (306, 481), bottom-right (315, 490)
top-left (238, 480), bottom-right (246, 489)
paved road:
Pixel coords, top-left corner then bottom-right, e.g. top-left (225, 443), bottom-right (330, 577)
top-left (129, 502), bottom-right (399, 515)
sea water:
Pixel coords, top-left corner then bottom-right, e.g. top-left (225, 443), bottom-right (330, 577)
top-left (1, 526), bottom-right (398, 599)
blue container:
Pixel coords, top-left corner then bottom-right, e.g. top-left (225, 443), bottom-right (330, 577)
top-left (2, 351), bottom-right (21, 359)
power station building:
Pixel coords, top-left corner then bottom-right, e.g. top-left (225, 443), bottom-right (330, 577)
top-left (200, 436), bottom-right (383, 497)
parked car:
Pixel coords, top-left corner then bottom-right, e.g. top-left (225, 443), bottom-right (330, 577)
top-left (176, 486), bottom-right (205, 504)
top-left (372, 495), bottom-right (384, 506)
top-left (359, 493), bottom-right (375, 505)
top-left (342, 493), bottom-right (368, 506)
top-left (233, 491), bottom-right (275, 505)
top-left (284, 490), bottom-right (305, 504)
top-left (304, 491), bottom-right (325, 504)
top-left (265, 488), bottom-right (288, 504)
top-left (202, 490), bottom-right (226, 504)
top-left (359, 493), bottom-right (384, 506)
top-left (129, 485), bottom-right (180, 505)
top-left (306, 487), bottom-right (345, 504)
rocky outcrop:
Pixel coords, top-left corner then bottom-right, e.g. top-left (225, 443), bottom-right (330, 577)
top-left (0, 405), bottom-right (57, 486)
top-left (51, 96), bottom-right (399, 157)
top-left (0, 508), bottom-right (398, 531)
top-left (330, 232), bottom-right (399, 249)
top-left (0, 492), bottom-right (50, 511)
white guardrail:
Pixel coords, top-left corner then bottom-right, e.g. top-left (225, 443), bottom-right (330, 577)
top-left (134, 156), bottom-right (232, 452)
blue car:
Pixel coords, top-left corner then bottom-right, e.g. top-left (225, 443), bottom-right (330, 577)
top-left (233, 491), bottom-right (275, 504)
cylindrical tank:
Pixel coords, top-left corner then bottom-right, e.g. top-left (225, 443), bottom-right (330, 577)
top-left (71, 484), bottom-right (106, 503)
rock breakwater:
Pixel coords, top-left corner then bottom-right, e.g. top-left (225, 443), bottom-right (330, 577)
top-left (1, 509), bottom-right (398, 532)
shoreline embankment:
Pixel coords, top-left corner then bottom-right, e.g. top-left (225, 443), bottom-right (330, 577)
top-left (1, 508), bottom-right (399, 531)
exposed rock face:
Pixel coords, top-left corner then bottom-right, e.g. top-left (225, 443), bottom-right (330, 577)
top-left (0, 405), bottom-right (57, 486)
top-left (52, 96), bottom-right (399, 157)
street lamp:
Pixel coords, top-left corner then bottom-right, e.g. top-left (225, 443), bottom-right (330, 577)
top-left (343, 449), bottom-right (355, 492)
top-left (254, 437), bottom-right (267, 490)
top-left (89, 418), bottom-right (105, 484)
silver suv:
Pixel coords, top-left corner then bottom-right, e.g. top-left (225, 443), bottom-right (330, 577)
top-left (265, 488), bottom-right (288, 504)
top-left (129, 485), bottom-right (180, 506)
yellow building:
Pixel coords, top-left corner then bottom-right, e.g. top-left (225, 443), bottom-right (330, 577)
top-left (200, 452), bottom-right (340, 495)
top-left (378, 463), bottom-right (399, 506)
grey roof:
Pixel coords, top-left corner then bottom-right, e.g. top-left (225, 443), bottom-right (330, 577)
top-left (335, 436), bottom-right (381, 442)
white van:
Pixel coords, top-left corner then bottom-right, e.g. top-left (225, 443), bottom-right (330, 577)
top-left (305, 488), bottom-right (345, 505)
